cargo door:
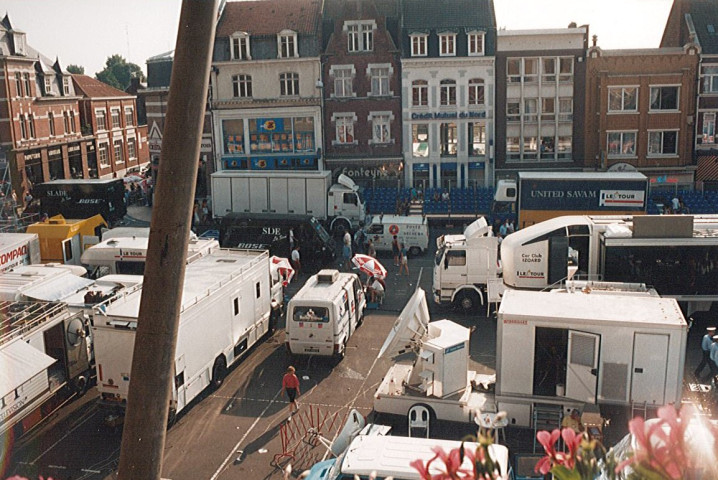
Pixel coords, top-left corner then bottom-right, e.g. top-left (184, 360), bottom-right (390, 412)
top-left (269, 177), bottom-right (289, 214)
top-left (306, 178), bottom-right (327, 218)
top-left (249, 177), bottom-right (268, 213)
top-left (631, 333), bottom-right (669, 404)
top-left (287, 178), bottom-right (307, 214)
top-left (548, 236), bottom-right (569, 286)
top-left (231, 177), bottom-right (250, 213)
top-left (212, 176), bottom-right (232, 217)
top-left (62, 234), bottom-right (82, 265)
top-left (565, 331), bottom-right (599, 403)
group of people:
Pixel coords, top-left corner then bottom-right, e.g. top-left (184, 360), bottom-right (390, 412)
top-left (662, 195), bottom-right (690, 215)
top-left (694, 326), bottom-right (718, 382)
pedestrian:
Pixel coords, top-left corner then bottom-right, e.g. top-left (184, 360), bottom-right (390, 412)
top-left (342, 240), bottom-right (352, 271)
top-left (367, 239), bottom-right (376, 258)
top-left (695, 326), bottom-right (717, 380)
top-left (201, 199), bottom-right (210, 223)
top-left (507, 219), bottom-right (515, 234)
top-left (561, 409), bottom-right (584, 433)
top-left (291, 245), bottom-right (301, 275)
top-left (671, 195), bottom-right (680, 212)
top-left (499, 219), bottom-right (510, 238)
top-left (398, 242), bottom-right (409, 276)
top-left (353, 226), bottom-right (366, 255)
top-left (24, 191), bottom-right (33, 208)
top-left (343, 229), bottom-right (352, 248)
top-left (391, 235), bottom-right (400, 266)
top-left (192, 202), bottom-right (200, 228)
top-left (710, 334), bottom-right (718, 378)
top-left (367, 275), bottom-right (385, 304)
top-left (289, 227), bottom-right (295, 251)
top-left (281, 366), bottom-right (301, 422)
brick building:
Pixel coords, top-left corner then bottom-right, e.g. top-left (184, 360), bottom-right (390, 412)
top-left (72, 75), bottom-right (149, 179)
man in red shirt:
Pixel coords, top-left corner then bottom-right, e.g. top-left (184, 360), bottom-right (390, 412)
top-left (282, 366), bottom-right (301, 421)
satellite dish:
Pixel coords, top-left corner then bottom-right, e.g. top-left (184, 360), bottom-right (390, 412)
top-left (66, 317), bottom-right (86, 347)
top-left (377, 288), bottom-right (430, 359)
top-left (330, 409), bottom-right (365, 457)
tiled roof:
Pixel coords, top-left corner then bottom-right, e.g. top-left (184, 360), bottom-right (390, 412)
top-left (402, 0), bottom-right (495, 30)
top-left (71, 75), bottom-right (132, 98)
top-left (689, 0), bottom-right (718, 54)
top-left (217, 0), bottom-right (322, 37)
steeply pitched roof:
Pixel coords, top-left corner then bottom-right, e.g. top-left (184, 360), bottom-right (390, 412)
top-left (402, 0), bottom-right (495, 31)
top-left (216, 0), bottom-right (322, 37)
top-left (71, 75), bottom-right (132, 98)
top-left (688, 0), bottom-right (718, 54)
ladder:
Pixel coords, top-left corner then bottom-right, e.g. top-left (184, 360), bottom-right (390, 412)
top-left (533, 403), bottom-right (563, 453)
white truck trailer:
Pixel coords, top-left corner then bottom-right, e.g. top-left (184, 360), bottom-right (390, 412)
top-left (211, 171), bottom-right (368, 234)
top-left (373, 288), bottom-right (494, 423)
top-left (92, 249), bottom-right (275, 420)
top-left (496, 288), bottom-right (688, 428)
top-left (0, 232), bottom-right (41, 273)
top-left (432, 217), bottom-right (501, 311)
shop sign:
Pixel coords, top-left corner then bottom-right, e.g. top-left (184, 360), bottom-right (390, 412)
top-left (411, 111), bottom-right (486, 120)
top-left (334, 165), bottom-right (401, 179)
top-left (68, 144), bottom-right (81, 154)
top-left (24, 150), bottom-right (41, 162)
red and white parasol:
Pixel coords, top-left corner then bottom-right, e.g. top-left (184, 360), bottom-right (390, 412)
top-left (270, 256), bottom-right (295, 286)
top-left (351, 254), bottom-right (387, 279)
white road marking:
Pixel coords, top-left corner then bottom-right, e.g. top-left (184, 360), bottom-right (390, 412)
top-left (31, 408), bottom-right (98, 464)
top-left (48, 465), bottom-right (67, 469)
top-left (81, 469), bottom-right (102, 474)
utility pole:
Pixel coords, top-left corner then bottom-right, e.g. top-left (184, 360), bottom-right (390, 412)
top-left (116, 1), bottom-right (218, 478)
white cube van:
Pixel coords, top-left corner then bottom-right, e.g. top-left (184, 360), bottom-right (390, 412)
top-left (286, 270), bottom-right (366, 359)
top-left (365, 215), bottom-right (429, 256)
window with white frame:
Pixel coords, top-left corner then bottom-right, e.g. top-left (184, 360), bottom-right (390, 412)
top-left (231, 33), bottom-right (251, 60)
top-left (440, 79), bottom-right (456, 106)
top-left (703, 66), bottom-right (718, 93)
top-left (127, 137), bottom-right (137, 159)
top-left (524, 98), bottom-right (538, 122)
top-left (650, 86), bottom-right (678, 111)
top-left (113, 139), bottom-right (124, 163)
top-left (468, 78), bottom-right (484, 105)
top-left (63, 77), bottom-right (70, 95)
top-left (333, 67), bottom-right (353, 97)
top-left (28, 114), bottom-right (35, 139)
top-left (608, 87), bottom-right (638, 112)
top-left (439, 33), bottom-right (456, 56)
top-left (63, 112), bottom-right (70, 134)
top-left (44, 76), bottom-right (53, 95)
top-left (648, 130), bottom-right (678, 155)
top-left (540, 136), bottom-right (555, 156)
top-left (334, 114), bottom-right (355, 144)
top-left (278, 31), bottom-right (297, 58)
top-left (23, 73), bottom-right (30, 97)
top-left (703, 112), bottom-right (716, 144)
top-left (412, 124), bottom-right (429, 157)
top-left (280, 72), bottom-right (299, 96)
top-left (15, 73), bottom-right (22, 97)
top-left (607, 131), bottom-right (637, 156)
top-left (69, 111), bottom-right (76, 133)
top-left (48, 112), bottom-right (55, 136)
top-left (506, 136), bottom-right (520, 159)
top-left (440, 122), bottom-right (457, 155)
top-left (524, 58), bottom-right (538, 83)
top-left (559, 57), bottom-right (573, 82)
top-left (345, 21), bottom-right (375, 52)
top-left (98, 142), bottom-right (109, 166)
top-left (467, 32), bottom-right (484, 56)
top-left (541, 97), bottom-right (555, 120)
top-left (523, 136), bottom-right (538, 158)
top-left (125, 107), bottom-right (134, 126)
top-left (96, 110), bottom-right (107, 130)
top-left (111, 109), bottom-right (121, 128)
top-left (507, 59), bottom-right (521, 83)
top-left (19, 114), bottom-right (27, 139)
top-left (411, 34), bottom-right (427, 56)
top-left (557, 136), bottom-right (572, 157)
top-left (412, 80), bottom-right (428, 106)
top-left (233, 74), bottom-right (252, 98)
top-left (542, 58), bottom-right (556, 82)
top-left (559, 97), bottom-right (573, 121)
top-left (370, 66), bottom-right (390, 96)
top-left (469, 123), bottom-right (485, 155)
top-left (370, 113), bottom-right (391, 144)
top-left (507, 100), bottom-right (520, 122)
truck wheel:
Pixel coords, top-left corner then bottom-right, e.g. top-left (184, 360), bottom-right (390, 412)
top-left (409, 246), bottom-right (422, 257)
top-left (332, 220), bottom-right (350, 237)
top-left (211, 357), bottom-right (227, 389)
top-left (455, 291), bottom-right (479, 313)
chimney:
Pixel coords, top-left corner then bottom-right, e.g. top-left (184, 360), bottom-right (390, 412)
top-left (592, 35), bottom-right (597, 47)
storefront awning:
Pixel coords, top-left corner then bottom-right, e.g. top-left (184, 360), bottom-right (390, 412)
top-left (0, 339), bottom-right (56, 398)
top-left (22, 274), bottom-right (94, 301)
top-left (697, 156), bottom-right (718, 182)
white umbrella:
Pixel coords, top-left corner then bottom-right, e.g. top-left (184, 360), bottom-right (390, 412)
top-left (123, 175), bottom-right (143, 183)
top-left (351, 254), bottom-right (387, 279)
top-left (270, 256), bottom-right (295, 285)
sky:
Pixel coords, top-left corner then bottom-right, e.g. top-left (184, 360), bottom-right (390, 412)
top-left (1, 0), bottom-right (675, 77)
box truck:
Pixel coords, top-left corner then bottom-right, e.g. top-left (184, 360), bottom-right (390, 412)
top-left (92, 249), bottom-right (276, 421)
top-left (365, 214), bottom-right (429, 256)
top-left (500, 214), bottom-right (718, 314)
top-left (211, 171), bottom-right (367, 235)
top-left (492, 171), bottom-right (648, 229)
top-left (431, 217), bottom-right (501, 311)
top-left (0, 232), bottom-right (41, 272)
top-left (26, 214), bottom-right (105, 265)
top-left (495, 288), bottom-right (687, 428)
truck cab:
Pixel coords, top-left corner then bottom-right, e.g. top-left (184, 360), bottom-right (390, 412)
top-left (432, 217), bottom-right (500, 311)
top-left (327, 174), bottom-right (367, 234)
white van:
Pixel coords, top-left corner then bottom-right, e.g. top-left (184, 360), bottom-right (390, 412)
top-left (304, 433), bottom-right (510, 480)
top-left (365, 215), bottom-right (429, 255)
top-left (285, 269), bottom-right (365, 359)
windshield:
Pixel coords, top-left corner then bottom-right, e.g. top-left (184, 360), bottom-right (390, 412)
top-left (435, 245), bottom-right (446, 266)
top-left (292, 306), bottom-right (329, 323)
top-left (356, 190), bottom-right (364, 205)
top-left (310, 217), bottom-right (332, 243)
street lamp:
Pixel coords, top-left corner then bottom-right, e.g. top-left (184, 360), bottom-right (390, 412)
top-left (316, 79), bottom-right (325, 170)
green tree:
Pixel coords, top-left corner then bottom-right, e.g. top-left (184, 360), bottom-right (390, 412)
top-left (95, 54), bottom-right (145, 91)
top-left (67, 64), bottom-right (84, 74)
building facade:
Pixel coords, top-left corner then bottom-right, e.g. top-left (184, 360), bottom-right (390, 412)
top-left (72, 75), bottom-right (149, 180)
top-left (494, 27), bottom-right (588, 180)
top-left (0, 15), bottom-right (93, 199)
top-left (211, 0), bottom-right (324, 179)
top-left (584, 43), bottom-right (699, 191)
top-left (400, 0), bottom-right (497, 190)
top-left (321, 0), bottom-right (403, 187)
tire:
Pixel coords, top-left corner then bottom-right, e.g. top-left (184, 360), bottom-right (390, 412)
top-left (332, 220), bottom-right (350, 237)
top-left (454, 290), bottom-right (480, 313)
top-left (334, 340), bottom-right (347, 363)
top-left (211, 357), bottom-right (227, 389)
top-left (409, 246), bottom-right (422, 257)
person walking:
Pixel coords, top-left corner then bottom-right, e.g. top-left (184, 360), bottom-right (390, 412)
top-left (366, 239), bottom-right (376, 258)
top-left (398, 243), bottom-right (409, 276)
top-left (291, 245), bottom-right (301, 275)
top-left (695, 326), bottom-right (717, 380)
top-left (353, 226), bottom-right (366, 255)
top-left (391, 235), bottom-right (400, 266)
top-left (281, 366), bottom-right (301, 422)
top-left (342, 240), bottom-right (352, 272)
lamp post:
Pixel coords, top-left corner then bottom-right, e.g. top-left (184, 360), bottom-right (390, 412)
top-left (316, 79), bottom-right (325, 170)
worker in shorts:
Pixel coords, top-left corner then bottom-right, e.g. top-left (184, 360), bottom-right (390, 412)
top-left (281, 366), bottom-right (301, 421)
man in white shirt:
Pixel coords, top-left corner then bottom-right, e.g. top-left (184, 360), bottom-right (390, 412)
top-left (291, 245), bottom-right (301, 275)
top-left (367, 277), bottom-right (385, 303)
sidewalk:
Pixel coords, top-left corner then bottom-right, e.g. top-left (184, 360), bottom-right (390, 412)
top-left (125, 204), bottom-right (153, 224)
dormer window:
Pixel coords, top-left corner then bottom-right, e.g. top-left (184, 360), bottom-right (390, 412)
top-left (13, 32), bottom-right (26, 56)
top-left (410, 34), bottom-right (428, 57)
top-left (439, 33), bottom-right (456, 56)
top-left (467, 31), bottom-right (485, 56)
top-left (278, 30), bottom-right (297, 58)
top-left (230, 33), bottom-right (251, 60)
top-left (344, 20), bottom-right (376, 52)
top-left (44, 76), bottom-right (53, 96)
top-left (63, 77), bottom-right (70, 95)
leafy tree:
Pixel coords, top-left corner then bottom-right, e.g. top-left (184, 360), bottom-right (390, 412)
top-left (67, 64), bottom-right (84, 74)
top-left (95, 54), bottom-right (145, 91)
